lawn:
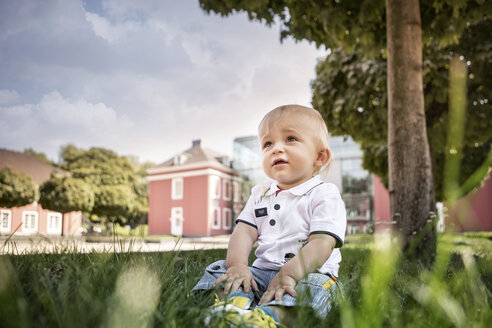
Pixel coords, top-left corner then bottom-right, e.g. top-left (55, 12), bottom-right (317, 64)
top-left (0, 232), bottom-right (491, 327)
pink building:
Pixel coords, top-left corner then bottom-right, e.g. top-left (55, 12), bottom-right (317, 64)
top-left (147, 140), bottom-right (242, 236)
top-left (373, 172), bottom-right (492, 233)
top-left (0, 149), bottom-right (82, 236)
top-left (373, 175), bottom-right (392, 233)
top-left (446, 172), bottom-right (492, 232)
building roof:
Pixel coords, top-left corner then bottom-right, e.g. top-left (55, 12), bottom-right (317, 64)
top-left (150, 139), bottom-right (234, 173)
top-left (0, 148), bottom-right (67, 185)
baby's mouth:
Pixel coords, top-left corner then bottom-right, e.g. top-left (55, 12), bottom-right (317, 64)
top-left (273, 159), bottom-right (288, 166)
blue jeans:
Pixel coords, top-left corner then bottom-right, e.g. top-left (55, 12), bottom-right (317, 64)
top-left (192, 260), bottom-right (343, 318)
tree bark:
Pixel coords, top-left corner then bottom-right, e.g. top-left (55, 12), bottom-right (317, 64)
top-left (386, 0), bottom-right (436, 264)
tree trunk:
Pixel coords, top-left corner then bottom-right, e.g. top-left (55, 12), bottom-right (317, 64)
top-left (385, 0), bottom-right (436, 264)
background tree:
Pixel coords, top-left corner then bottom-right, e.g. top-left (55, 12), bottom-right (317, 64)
top-left (39, 176), bottom-right (94, 214)
top-left (39, 176), bottom-right (94, 235)
top-left (199, 0), bottom-right (490, 263)
top-left (93, 185), bottom-right (134, 223)
top-left (0, 167), bottom-right (38, 208)
top-left (125, 156), bottom-right (155, 227)
top-left (58, 145), bottom-right (146, 228)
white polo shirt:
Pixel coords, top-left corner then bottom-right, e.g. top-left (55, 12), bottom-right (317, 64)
top-left (236, 175), bottom-right (346, 277)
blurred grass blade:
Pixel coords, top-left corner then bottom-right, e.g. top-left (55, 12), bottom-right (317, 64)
top-left (358, 234), bottom-right (401, 328)
top-left (458, 149), bottom-right (492, 198)
top-left (104, 263), bottom-right (162, 328)
top-left (443, 56), bottom-right (467, 205)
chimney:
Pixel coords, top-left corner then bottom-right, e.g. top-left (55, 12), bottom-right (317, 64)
top-left (192, 139), bottom-right (201, 147)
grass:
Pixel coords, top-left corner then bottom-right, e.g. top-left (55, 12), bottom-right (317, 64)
top-left (0, 232), bottom-right (491, 327)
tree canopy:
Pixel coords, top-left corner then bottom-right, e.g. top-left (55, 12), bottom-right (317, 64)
top-left (312, 16), bottom-right (491, 200)
top-left (125, 156), bottom-right (154, 226)
top-left (0, 167), bottom-right (38, 208)
top-left (39, 176), bottom-right (94, 214)
top-left (199, 0), bottom-right (490, 54)
top-left (57, 145), bottom-right (148, 226)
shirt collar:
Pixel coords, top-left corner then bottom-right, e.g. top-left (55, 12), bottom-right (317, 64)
top-left (264, 175), bottom-right (324, 196)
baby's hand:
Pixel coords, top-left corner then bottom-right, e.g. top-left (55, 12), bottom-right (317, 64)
top-left (258, 272), bottom-right (297, 305)
top-left (213, 264), bottom-right (259, 295)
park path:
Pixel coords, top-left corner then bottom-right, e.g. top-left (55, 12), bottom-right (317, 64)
top-left (0, 235), bottom-right (230, 255)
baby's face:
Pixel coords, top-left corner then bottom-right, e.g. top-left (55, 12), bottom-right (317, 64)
top-left (259, 113), bottom-right (321, 189)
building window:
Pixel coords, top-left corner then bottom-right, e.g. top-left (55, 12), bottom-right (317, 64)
top-left (173, 154), bottom-right (189, 165)
top-left (211, 200), bottom-right (221, 229)
top-left (47, 213), bottom-right (62, 235)
top-left (172, 177), bottom-right (183, 200)
top-left (210, 175), bottom-right (221, 199)
top-left (341, 158), bottom-right (370, 194)
top-left (223, 179), bottom-right (231, 200)
top-left (348, 224), bottom-right (360, 235)
top-left (22, 211), bottom-right (38, 234)
top-left (222, 208), bottom-right (232, 229)
top-left (0, 210), bottom-right (12, 233)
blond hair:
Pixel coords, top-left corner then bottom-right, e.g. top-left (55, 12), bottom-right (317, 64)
top-left (258, 104), bottom-right (332, 176)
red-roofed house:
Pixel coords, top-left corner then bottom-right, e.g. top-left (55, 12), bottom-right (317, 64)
top-left (0, 149), bottom-right (83, 236)
top-left (147, 140), bottom-right (242, 236)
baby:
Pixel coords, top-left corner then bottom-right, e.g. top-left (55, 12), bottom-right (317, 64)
top-left (193, 105), bottom-right (347, 326)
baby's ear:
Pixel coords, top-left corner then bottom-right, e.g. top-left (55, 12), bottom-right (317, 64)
top-left (315, 149), bottom-right (331, 167)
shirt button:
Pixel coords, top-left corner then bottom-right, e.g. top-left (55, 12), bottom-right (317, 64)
top-left (274, 204), bottom-right (280, 210)
top-left (269, 219), bottom-right (276, 226)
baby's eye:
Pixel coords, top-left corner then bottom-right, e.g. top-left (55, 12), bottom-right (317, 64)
top-left (287, 136), bottom-right (297, 142)
top-left (263, 141), bottom-right (272, 149)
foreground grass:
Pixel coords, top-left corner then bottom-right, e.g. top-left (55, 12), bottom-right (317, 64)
top-left (0, 233), bottom-right (491, 327)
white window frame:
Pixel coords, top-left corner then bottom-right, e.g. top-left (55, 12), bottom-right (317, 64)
top-left (222, 179), bottom-right (232, 201)
top-left (171, 177), bottom-right (183, 200)
top-left (211, 200), bottom-right (221, 229)
top-left (232, 181), bottom-right (240, 202)
top-left (210, 175), bottom-right (221, 199)
top-left (0, 209), bottom-right (12, 233)
top-left (222, 208), bottom-right (232, 230)
top-left (22, 211), bottom-right (38, 234)
top-left (47, 213), bottom-right (63, 235)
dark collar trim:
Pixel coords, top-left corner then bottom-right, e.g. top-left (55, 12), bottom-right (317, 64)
top-left (302, 182), bottom-right (324, 196)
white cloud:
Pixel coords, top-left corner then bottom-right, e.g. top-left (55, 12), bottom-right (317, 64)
top-left (0, 0), bottom-right (327, 163)
top-left (37, 91), bottom-right (122, 129)
top-left (85, 11), bottom-right (142, 44)
top-left (0, 90), bottom-right (133, 160)
top-left (0, 89), bottom-right (20, 105)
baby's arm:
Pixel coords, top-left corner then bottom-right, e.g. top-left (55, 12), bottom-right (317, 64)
top-left (214, 222), bottom-right (259, 295)
top-left (259, 234), bottom-right (336, 305)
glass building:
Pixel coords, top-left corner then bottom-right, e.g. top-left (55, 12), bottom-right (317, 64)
top-left (232, 136), bottom-right (267, 185)
top-left (326, 135), bottom-right (372, 234)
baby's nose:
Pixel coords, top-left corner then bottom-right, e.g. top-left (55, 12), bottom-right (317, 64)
top-left (272, 142), bottom-right (284, 153)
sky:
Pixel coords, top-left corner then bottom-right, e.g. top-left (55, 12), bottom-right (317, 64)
top-left (0, 0), bottom-right (327, 164)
